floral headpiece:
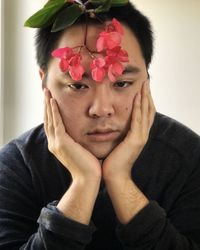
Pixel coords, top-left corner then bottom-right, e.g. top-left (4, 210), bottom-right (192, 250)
top-left (25, 0), bottom-right (129, 82)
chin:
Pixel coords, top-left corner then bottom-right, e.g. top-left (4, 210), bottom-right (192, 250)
top-left (86, 142), bottom-right (117, 160)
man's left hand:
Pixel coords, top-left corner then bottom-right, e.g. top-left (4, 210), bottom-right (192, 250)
top-left (102, 80), bottom-right (156, 224)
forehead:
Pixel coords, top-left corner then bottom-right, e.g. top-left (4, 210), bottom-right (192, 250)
top-left (56, 22), bottom-right (145, 67)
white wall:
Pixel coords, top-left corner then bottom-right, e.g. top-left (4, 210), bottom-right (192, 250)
top-left (1, 0), bottom-right (44, 145)
top-left (0, 0), bottom-right (3, 146)
top-left (134, 0), bottom-right (200, 135)
top-left (1, 0), bottom-right (200, 146)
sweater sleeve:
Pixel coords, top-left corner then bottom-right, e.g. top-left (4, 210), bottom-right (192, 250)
top-left (0, 143), bottom-right (95, 250)
top-left (116, 201), bottom-right (200, 250)
top-left (116, 159), bottom-right (200, 250)
top-left (115, 116), bottom-right (200, 250)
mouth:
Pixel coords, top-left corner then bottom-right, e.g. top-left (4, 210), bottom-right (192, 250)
top-left (87, 129), bottom-right (120, 142)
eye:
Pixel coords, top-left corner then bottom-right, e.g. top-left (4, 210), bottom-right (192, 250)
top-left (68, 83), bottom-right (88, 90)
top-left (114, 81), bottom-right (132, 88)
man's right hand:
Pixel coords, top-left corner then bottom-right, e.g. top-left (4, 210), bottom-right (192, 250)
top-left (44, 89), bottom-right (101, 224)
top-left (44, 88), bottom-right (101, 182)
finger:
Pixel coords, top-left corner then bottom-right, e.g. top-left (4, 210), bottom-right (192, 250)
top-left (141, 80), bottom-right (150, 134)
top-left (147, 83), bottom-right (156, 128)
top-left (44, 89), bottom-right (48, 135)
top-left (130, 92), bottom-right (142, 132)
top-left (44, 89), bottom-right (54, 137)
top-left (50, 98), bottom-right (66, 138)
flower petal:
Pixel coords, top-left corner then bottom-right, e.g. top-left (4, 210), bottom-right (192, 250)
top-left (91, 57), bottom-right (106, 68)
top-left (69, 65), bottom-right (84, 81)
top-left (96, 36), bottom-right (106, 52)
top-left (112, 18), bottom-right (124, 35)
top-left (59, 59), bottom-right (69, 72)
top-left (106, 32), bottom-right (121, 49)
top-left (92, 67), bottom-right (106, 82)
top-left (108, 65), bottom-right (116, 82)
top-left (117, 48), bottom-right (129, 62)
top-left (112, 62), bottom-right (124, 76)
top-left (69, 54), bottom-right (81, 66)
top-left (52, 47), bottom-right (74, 59)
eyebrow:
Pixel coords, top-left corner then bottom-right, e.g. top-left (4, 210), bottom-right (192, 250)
top-left (63, 71), bottom-right (90, 79)
top-left (62, 65), bottom-right (140, 80)
top-left (122, 65), bottom-right (141, 75)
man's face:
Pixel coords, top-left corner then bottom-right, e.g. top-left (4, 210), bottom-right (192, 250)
top-left (45, 22), bottom-right (148, 159)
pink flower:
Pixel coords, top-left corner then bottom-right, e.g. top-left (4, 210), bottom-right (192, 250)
top-left (96, 31), bottom-right (121, 52)
top-left (51, 18), bottom-right (129, 83)
top-left (90, 57), bottom-right (106, 82)
top-left (103, 46), bottom-right (129, 82)
top-left (106, 46), bottom-right (129, 62)
top-left (52, 47), bottom-right (84, 81)
top-left (68, 54), bottom-right (84, 81)
top-left (51, 47), bottom-right (74, 60)
top-left (96, 18), bottom-right (124, 52)
top-left (106, 18), bottom-right (124, 35)
top-left (59, 58), bottom-right (69, 72)
top-left (105, 56), bottom-right (124, 82)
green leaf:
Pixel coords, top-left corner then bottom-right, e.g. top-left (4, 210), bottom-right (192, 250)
top-left (44, 0), bottom-right (65, 8)
top-left (90, 0), bottom-right (107, 5)
top-left (24, 2), bottom-right (66, 28)
top-left (111, 0), bottom-right (128, 6)
top-left (52, 4), bottom-right (84, 32)
top-left (95, 0), bottom-right (111, 13)
top-left (91, 0), bottom-right (128, 7)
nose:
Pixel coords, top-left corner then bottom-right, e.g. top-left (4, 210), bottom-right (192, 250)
top-left (88, 86), bottom-right (115, 118)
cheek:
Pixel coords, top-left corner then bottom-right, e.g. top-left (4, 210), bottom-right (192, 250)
top-left (122, 93), bottom-right (135, 114)
top-left (56, 95), bottom-right (86, 136)
top-left (119, 94), bottom-right (135, 127)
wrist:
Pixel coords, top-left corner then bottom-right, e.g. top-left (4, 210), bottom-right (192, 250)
top-left (105, 178), bottom-right (149, 224)
top-left (104, 173), bottom-right (131, 186)
top-left (72, 175), bottom-right (101, 186)
top-left (57, 178), bottom-right (100, 225)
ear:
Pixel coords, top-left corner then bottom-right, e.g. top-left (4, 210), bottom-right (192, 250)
top-left (39, 69), bottom-right (46, 90)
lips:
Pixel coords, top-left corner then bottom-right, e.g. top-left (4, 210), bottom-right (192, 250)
top-left (87, 128), bottom-right (120, 142)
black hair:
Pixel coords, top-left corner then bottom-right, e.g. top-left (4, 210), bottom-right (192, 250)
top-left (35, 2), bottom-right (153, 72)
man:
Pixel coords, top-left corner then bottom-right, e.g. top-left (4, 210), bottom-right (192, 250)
top-left (0, 1), bottom-right (200, 249)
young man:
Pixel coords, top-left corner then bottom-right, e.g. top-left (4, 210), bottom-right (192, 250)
top-left (0, 1), bottom-right (200, 249)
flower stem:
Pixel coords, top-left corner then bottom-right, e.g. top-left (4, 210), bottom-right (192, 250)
top-left (84, 17), bottom-right (88, 46)
top-left (84, 0), bottom-right (91, 7)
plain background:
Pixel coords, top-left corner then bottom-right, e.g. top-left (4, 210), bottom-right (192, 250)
top-left (0, 0), bottom-right (200, 146)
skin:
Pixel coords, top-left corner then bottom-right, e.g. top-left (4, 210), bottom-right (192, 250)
top-left (42, 22), bottom-right (156, 225)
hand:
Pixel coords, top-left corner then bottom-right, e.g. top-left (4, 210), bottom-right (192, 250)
top-left (102, 80), bottom-right (156, 182)
top-left (44, 89), bottom-right (101, 182)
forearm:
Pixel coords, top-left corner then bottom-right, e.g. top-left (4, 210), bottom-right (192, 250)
top-left (57, 178), bottom-right (101, 225)
top-left (105, 177), bottom-right (149, 224)
top-left (106, 179), bottom-right (200, 249)
top-left (115, 201), bottom-right (200, 250)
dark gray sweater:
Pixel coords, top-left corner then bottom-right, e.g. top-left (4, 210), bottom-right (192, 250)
top-left (0, 113), bottom-right (200, 250)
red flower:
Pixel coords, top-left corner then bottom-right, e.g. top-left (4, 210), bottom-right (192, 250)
top-left (90, 57), bottom-right (106, 82)
top-left (51, 47), bottom-right (74, 59)
top-left (68, 54), bottom-right (84, 81)
top-left (107, 62), bottom-right (124, 82)
top-left (51, 18), bottom-right (129, 83)
top-left (106, 18), bottom-right (124, 35)
top-left (51, 47), bottom-right (84, 81)
top-left (96, 31), bottom-right (121, 52)
top-left (106, 46), bottom-right (129, 62)
top-left (95, 18), bottom-right (128, 81)
top-left (96, 18), bottom-right (124, 52)
top-left (105, 55), bottom-right (124, 82)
